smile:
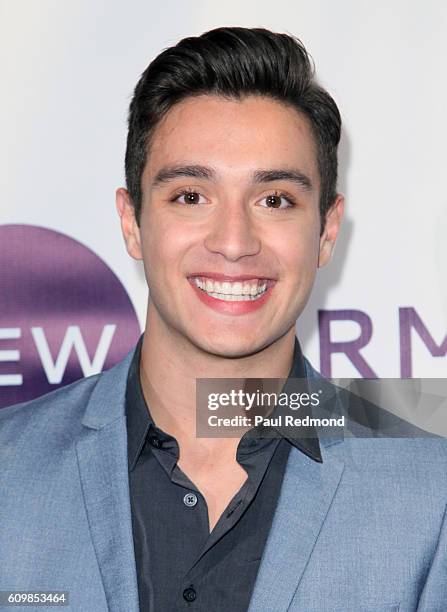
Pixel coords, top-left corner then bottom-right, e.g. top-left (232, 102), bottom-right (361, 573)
top-left (192, 276), bottom-right (268, 301)
top-left (187, 274), bottom-right (276, 315)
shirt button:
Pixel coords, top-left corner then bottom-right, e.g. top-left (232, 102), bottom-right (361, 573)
top-left (183, 587), bottom-right (196, 602)
top-left (148, 435), bottom-right (161, 448)
top-left (183, 492), bottom-right (198, 507)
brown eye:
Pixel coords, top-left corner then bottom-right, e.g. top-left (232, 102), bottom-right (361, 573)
top-left (259, 192), bottom-right (295, 210)
top-left (172, 190), bottom-right (207, 205)
top-left (266, 194), bottom-right (282, 208)
top-left (184, 191), bottom-right (200, 204)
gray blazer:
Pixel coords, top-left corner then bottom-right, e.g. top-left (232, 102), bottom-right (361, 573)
top-left (1, 347), bottom-right (446, 611)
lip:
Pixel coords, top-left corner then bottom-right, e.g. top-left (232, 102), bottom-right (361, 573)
top-left (187, 276), bottom-right (276, 315)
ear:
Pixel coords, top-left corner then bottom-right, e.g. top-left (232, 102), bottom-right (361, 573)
top-left (116, 188), bottom-right (143, 260)
top-left (318, 194), bottom-right (345, 268)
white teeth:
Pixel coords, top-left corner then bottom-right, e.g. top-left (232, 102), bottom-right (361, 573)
top-left (232, 282), bottom-right (243, 295)
top-left (207, 292), bottom-right (262, 302)
top-left (192, 277), bottom-right (270, 301)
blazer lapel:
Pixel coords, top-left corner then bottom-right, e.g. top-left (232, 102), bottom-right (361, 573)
top-left (248, 357), bottom-right (345, 612)
top-left (76, 351), bottom-right (140, 612)
top-left (248, 444), bottom-right (345, 612)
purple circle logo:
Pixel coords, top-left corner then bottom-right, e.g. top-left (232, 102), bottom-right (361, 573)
top-left (0, 224), bottom-right (141, 409)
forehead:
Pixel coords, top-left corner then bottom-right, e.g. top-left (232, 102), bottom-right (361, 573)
top-left (145, 94), bottom-right (319, 183)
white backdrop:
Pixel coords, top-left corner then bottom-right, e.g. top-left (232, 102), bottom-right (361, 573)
top-left (1, 0), bottom-right (446, 383)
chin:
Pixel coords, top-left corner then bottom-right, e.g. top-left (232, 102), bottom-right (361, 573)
top-left (190, 330), bottom-right (272, 360)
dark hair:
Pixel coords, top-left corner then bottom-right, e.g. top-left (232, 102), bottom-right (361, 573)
top-left (125, 27), bottom-right (341, 232)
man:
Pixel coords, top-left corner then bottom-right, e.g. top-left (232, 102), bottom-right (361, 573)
top-left (1, 26), bottom-right (446, 612)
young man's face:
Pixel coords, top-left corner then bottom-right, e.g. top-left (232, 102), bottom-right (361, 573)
top-left (118, 94), bottom-right (343, 357)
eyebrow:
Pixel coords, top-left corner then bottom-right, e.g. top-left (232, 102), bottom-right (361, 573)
top-left (150, 164), bottom-right (314, 191)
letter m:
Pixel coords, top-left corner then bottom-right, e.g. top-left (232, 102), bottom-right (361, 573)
top-left (400, 307), bottom-right (447, 377)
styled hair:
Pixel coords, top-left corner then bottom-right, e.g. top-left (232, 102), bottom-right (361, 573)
top-left (125, 26), bottom-right (341, 232)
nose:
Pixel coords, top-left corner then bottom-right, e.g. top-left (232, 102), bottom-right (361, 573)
top-left (204, 199), bottom-right (262, 262)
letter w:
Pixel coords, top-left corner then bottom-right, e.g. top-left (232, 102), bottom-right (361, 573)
top-left (31, 325), bottom-right (116, 384)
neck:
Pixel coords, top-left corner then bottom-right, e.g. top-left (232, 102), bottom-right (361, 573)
top-left (139, 302), bottom-right (297, 447)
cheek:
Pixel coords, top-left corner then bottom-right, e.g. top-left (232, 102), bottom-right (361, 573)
top-left (139, 216), bottom-right (191, 279)
top-left (274, 224), bottom-right (320, 282)
top-left (285, 250), bottom-right (318, 289)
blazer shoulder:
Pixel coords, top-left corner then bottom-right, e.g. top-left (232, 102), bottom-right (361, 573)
top-left (302, 357), bottom-right (447, 475)
top-left (0, 373), bottom-right (102, 444)
top-left (0, 344), bottom-right (136, 437)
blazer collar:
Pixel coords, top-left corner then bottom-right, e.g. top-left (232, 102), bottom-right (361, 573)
top-left (248, 357), bottom-right (346, 611)
top-left (81, 345), bottom-right (137, 430)
top-left (76, 346), bottom-right (140, 612)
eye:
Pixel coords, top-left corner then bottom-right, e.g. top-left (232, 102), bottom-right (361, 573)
top-left (258, 191), bottom-right (296, 210)
top-left (170, 189), bottom-right (208, 205)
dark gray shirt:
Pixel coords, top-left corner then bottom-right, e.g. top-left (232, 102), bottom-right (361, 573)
top-left (126, 337), bottom-right (321, 612)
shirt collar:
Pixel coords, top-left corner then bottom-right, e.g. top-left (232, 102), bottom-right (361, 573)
top-left (276, 337), bottom-right (322, 462)
top-left (126, 335), bottom-right (322, 471)
top-left (126, 335), bottom-right (152, 472)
